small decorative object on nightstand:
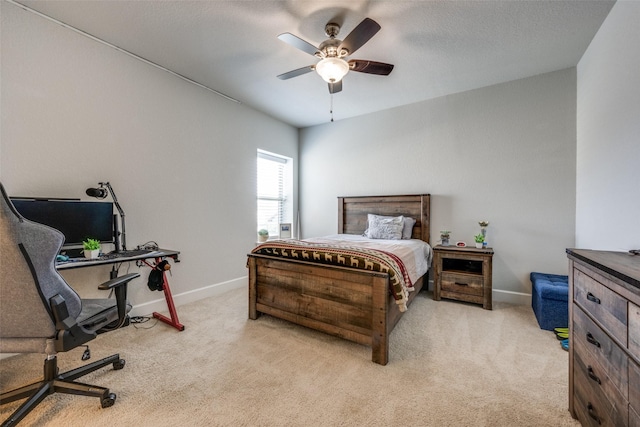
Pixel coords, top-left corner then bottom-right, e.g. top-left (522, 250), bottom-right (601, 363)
top-left (474, 233), bottom-right (484, 248)
top-left (478, 220), bottom-right (489, 235)
top-left (440, 230), bottom-right (451, 246)
top-left (432, 245), bottom-right (494, 310)
top-left (478, 220), bottom-right (489, 247)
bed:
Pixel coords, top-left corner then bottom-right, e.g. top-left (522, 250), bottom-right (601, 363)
top-left (247, 194), bottom-right (431, 365)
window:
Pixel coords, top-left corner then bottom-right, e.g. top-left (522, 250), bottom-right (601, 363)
top-left (257, 150), bottom-right (292, 238)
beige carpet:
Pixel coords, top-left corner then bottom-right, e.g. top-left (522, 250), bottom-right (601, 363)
top-left (1, 287), bottom-right (578, 427)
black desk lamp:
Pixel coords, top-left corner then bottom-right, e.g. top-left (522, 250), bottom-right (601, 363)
top-left (86, 182), bottom-right (126, 252)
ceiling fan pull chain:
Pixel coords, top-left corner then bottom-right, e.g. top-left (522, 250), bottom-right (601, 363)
top-left (330, 93), bottom-right (334, 122)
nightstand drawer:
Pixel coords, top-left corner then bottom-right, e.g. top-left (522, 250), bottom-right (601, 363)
top-left (574, 267), bottom-right (627, 346)
top-left (574, 305), bottom-right (628, 399)
top-left (441, 272), bottom-right (483, 296)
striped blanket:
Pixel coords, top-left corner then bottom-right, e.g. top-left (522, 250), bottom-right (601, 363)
top-left (251, 239), bottom-right (414, 311)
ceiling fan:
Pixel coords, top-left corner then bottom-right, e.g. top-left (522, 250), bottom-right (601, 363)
top-left (277, 17), bottom-right (394, 94)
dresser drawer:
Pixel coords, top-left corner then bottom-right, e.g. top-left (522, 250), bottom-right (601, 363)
top-left (574, 267), bottom-right (628, 346)
top-left (574, 349), bottom-right (628, 427)
top-left (631, 405), bottom-right (640, 427)
top-left (441, 272), bottom-right (483, 296)
top-left (630, 361), bottom-right (640, 417)
top-left (574, 336), bottom-right (628, 406)
top-left (630, 302), bottom-right (640, 356)
top-left (574, 305), bottom-right (628, 399)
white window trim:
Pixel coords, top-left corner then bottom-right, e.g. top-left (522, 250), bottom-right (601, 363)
top-left (257, 149), bottom-right (292, 238)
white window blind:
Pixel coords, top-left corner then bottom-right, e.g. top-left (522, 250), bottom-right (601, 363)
top-left (257, 150), bottom-right (289, 237)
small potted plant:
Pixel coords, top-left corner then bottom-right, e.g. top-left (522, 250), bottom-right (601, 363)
top-left (474, 233), bottom-right (485, 249)
top-left (82, 238), bottom-right (101, 259)
top-left (257, 229), bottom-right (269, 243)
top-left (439, 230), bottom-right (451, 246)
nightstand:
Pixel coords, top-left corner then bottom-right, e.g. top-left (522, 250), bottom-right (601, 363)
top-left (432, 245), bottom-right (494, 310)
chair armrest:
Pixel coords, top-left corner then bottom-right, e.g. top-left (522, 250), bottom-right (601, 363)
top-left (97, 272), bottom-right (140, 332)
top-left (97, 272), bottom-right (140, 290)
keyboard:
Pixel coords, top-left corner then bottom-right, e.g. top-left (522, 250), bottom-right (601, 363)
top-left (102, 249), bottom-right (153, 259)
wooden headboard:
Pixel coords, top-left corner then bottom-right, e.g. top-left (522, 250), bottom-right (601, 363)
top-left (338, 194), bottom-right (431, 244)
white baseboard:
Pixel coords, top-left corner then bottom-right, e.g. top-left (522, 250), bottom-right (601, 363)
top-left (492, 289), bottom-right (531, 306)
top-left (130, 276), bottom-right (246, 317)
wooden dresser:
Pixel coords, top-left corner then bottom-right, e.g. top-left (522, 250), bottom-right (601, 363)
top-left (566, 249), bottom-right (640, 426)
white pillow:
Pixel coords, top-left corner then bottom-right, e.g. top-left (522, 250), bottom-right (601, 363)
top-left (364, 214), bottom-right (404, 240)
top-left (402, 217), bottom-right (416, 239)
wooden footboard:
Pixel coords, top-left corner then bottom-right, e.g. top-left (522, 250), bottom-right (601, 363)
top-left (248, 254), bottom-right (424, 365)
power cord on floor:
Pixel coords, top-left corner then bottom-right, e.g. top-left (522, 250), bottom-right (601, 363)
top-left (129, 315), bottom-right (160, 329)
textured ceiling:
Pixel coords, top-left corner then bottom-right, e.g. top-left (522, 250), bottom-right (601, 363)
top-left (15, 0), bottom-right (615, 128)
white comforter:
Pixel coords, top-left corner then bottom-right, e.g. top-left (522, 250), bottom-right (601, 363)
top-left (303, 234), bottom-right (433, 285)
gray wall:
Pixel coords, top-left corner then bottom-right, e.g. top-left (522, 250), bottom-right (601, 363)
top-left (0, 2), bottom-right (298, 313)
top-left (576, 1), bottom-right (640, 251)
top-left (299, 69), bottom-right (577, 304)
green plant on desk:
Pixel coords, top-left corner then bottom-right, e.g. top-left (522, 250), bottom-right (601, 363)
top-left (82, 238), bottom-right (101, 259)
top-left (82, 238), bottom-right (101, 251)
top-left (474, 233), bottom-right (485, 243)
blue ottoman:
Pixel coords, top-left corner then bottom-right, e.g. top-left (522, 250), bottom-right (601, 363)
top-left (530, 272), bottom-right (569, 331)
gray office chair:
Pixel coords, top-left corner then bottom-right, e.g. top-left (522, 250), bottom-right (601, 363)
top-left (0, 182), bottom-right (139, 426)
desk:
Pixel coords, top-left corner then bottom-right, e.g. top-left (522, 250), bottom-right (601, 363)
top-left (57, 249), bottom-right (185, 331)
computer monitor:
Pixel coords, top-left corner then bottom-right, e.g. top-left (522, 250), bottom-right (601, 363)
top-left (10, 197), bottom-right (115, 249)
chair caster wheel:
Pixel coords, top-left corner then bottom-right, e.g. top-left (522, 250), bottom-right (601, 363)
top-left (113, 359), bottom-right (125, 370)
top-left (101, 393), bottom-right (116, 408)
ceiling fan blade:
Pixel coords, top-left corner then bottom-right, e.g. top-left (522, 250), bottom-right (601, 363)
top-left (277, 65), bottom-right (315, 80)
top-left (277, 33), bottom-right (320, 56)
top-left (338, 18), bottom-right (381, 56)
top-left (328, 80), bottom-right (343, 94)
top-left (349, 60), bottom-right (394, 76)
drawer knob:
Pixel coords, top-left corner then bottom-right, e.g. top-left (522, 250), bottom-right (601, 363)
top-left (587, 366), bottom-right (602, 384)
top-left (586, 292), bottom-right (601, 304)
top-left (587, 402), bottom-right (602, 424)
top-left (454, 282), bottom-right (468, 286)
top-left (586, 332), bottom-right (601, 348)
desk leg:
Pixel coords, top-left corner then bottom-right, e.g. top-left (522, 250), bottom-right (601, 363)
top-left (151, 258), bottom-right (185, 331)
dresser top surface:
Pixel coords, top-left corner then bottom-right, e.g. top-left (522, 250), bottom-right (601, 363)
top-left (567, 248), bottom-right (640, 289)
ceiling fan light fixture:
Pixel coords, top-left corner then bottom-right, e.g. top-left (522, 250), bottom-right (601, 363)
top-left (315, 57), bottom-right (349, 83)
